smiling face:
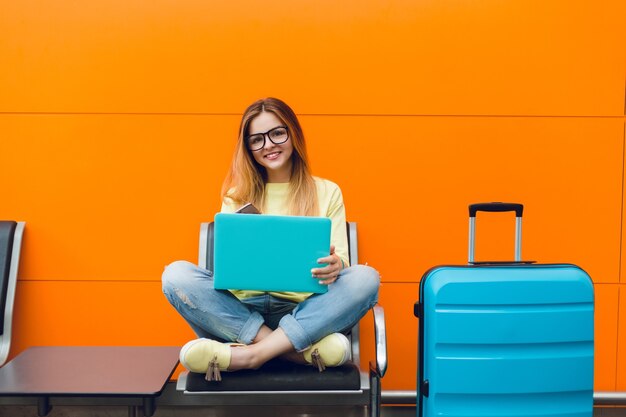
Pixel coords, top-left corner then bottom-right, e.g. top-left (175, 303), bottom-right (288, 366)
top-left (248, 111), bottom-right (294, 183)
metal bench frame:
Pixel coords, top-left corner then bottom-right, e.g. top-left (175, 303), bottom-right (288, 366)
top-left (0, 221), bottom-right (25, 366)
top-left (177, 221), bottom-right (387, 416)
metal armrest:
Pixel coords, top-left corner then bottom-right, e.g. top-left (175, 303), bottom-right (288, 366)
top-left (371, 304), bottom-right (387, 378)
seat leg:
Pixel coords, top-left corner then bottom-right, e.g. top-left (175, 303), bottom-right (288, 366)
top-left (370, 374), bottom-right (381, 417)
top-left (37, 397), bottom-right (51, 417)
top-left (142, 397), bottom-right (156, 417)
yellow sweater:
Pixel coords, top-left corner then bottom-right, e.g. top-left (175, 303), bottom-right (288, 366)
top-left (220, 177), bottom-right (349, 303)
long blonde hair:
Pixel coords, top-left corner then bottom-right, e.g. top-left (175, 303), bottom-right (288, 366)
top-left (221, 98), bottom-right (319, 216)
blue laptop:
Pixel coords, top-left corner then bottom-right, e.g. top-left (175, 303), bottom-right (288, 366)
top-left (213, 213), bottom-right (331, 293)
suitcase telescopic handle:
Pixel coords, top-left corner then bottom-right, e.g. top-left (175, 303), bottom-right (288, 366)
top-left (469, 202), bottom-right (523, 218)
top-left (468, 202), bottom-right (523, 263)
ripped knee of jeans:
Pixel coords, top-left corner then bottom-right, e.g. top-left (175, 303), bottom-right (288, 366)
top-left (173, 288), bottom-right (197, 309)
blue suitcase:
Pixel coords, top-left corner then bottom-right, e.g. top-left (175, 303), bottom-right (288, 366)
top-left (414, 203), bottom-right (594, 417)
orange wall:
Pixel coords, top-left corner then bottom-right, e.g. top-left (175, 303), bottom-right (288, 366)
top-left (2, 0), bottom-right (626, 391)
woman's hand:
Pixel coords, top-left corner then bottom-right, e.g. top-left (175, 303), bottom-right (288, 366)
top-left (311, 245), bottom-right (343, 285)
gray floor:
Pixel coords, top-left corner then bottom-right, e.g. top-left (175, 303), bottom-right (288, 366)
top-left (1, 405), bottom-right (625, 417)
top-left (0, 384), bottom-right (623, 417)
top-left (0, 405), bottom-right (383, 417)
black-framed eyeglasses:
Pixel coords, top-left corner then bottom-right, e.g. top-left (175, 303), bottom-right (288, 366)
top-left (245, 126), bottom-right (289, 151)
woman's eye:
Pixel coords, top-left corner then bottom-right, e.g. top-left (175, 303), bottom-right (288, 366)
top-left (249, 136), bottom-right (263, 145)
top-left (271, 129), bottom-right (286, 138)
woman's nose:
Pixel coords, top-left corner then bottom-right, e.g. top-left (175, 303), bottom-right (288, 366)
top-left (263, 134), bottom-right (276, 150)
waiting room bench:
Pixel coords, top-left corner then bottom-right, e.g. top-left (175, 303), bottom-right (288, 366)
top-left (177, 221), bottom-right (388, 417)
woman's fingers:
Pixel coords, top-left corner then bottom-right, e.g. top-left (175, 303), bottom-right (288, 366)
top-left (312, 245), bottom-right (343, 285)
top-left (317, 276), bottom-right (338, 285)
top-left (311, 253), bottom-right (342, 284)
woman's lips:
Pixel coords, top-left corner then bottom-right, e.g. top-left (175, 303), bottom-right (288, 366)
top-left (264, 151), bottom-right (281, 160)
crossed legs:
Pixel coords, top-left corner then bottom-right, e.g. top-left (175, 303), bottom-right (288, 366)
top-left (162, 260), bottom-right (379, 372)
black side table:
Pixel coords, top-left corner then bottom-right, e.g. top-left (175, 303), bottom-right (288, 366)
top-left (0, 346), bottom-right (180, 417)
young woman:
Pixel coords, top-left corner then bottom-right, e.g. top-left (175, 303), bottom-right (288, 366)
top-left (162, 97), bottom-right (380, 381)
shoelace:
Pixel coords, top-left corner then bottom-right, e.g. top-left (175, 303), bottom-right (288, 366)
top-left (310, 349), bottom-right (326, 372)
top-left (205, 355), bottom-right (222, 381)
top-left (202, 342), bottom-right (244, 381)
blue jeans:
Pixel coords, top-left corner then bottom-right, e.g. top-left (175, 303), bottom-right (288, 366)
top-left (162, 260), bottom-right (380, 351)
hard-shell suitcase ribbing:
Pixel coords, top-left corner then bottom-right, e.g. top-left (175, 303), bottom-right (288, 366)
top-left (415, 203), bottom-right (594, 417)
